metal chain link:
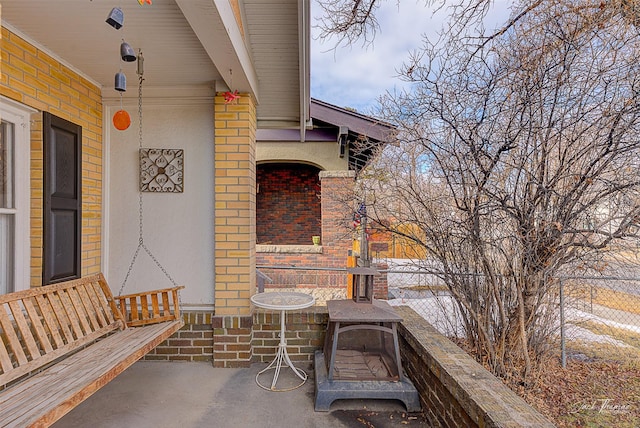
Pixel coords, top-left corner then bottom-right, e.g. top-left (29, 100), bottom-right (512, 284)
top-left (119, 52), bottom-right (180, 299)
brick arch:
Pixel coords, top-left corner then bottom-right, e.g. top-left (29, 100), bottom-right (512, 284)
top-left (256, 163), bottom-right (321, 245)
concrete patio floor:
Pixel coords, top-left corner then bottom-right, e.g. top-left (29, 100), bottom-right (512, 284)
top-left (52, 361), bottom-right (430, 428)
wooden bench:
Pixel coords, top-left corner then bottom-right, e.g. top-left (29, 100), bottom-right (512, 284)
top-left (0, 273), bottom-right (184, 428)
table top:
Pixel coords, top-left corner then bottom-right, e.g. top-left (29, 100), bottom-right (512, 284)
top-left (327, 299), bottom-right (403, 323)
top-left (250, 291), bottom-right (315, 311)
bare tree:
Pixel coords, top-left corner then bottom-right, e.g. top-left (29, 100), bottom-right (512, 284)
top-left (316, 0), bottom-right (516, 48)
top-left (315, 0), bottom-right (385, 47)
top-left (343, 0), bottom-right (640, 379)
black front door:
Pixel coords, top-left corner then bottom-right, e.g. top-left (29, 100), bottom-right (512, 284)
top-left (43, 112), bottom-right (82, 284)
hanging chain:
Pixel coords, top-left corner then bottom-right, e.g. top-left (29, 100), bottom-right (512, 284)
top-left (119, 51), bottom-right (179, 297)
top-left (137, 70), bottom-right (145, 245)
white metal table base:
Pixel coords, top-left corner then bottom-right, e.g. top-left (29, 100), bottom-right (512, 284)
top-left (255, 309), bottom-right (307, 391)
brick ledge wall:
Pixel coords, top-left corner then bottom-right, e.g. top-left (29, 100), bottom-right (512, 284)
top-left (395, 306), bottom-right (554, 428)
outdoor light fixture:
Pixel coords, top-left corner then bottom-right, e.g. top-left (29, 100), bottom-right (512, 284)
top-left (120, 41), bottom-right (136, 62)
top-left (115, 71), bottom-right (127, 92)
top-left (106, 7), bottom-right (124, 29)
top-left (338, 126), bottom-right (348, 158)
top-left (137, 50), bottom-right (144, 76)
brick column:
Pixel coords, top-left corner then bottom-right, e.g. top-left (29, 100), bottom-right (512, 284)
top-left (213, 92), bottom-right (256, 367)
top-left (319, 170), bottom-right (355, 250)
top-left (213, 92), bottom-right (256, 314)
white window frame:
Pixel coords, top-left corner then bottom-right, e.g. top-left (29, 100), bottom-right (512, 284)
top-left (1, 97), bottom-right (35, 293)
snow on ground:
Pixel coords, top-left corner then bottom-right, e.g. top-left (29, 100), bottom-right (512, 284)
top-left (563, 307), bottom-right (639, 347)
top-left (388, 294), bottom-right (464, 337)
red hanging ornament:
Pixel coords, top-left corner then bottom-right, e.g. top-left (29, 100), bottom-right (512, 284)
top-left (224, 90), bottom-right (240, 104)
top-left (113, 109), bottom-right (131, 130)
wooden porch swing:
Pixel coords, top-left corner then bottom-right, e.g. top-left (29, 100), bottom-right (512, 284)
top-left (0, 274), bottom-right (184, 427)
top-left (0, 52), bottom-right (184, 427)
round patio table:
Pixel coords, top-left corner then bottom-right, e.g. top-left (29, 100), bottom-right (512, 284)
top-left (250, 291), bottom-right (315, 391)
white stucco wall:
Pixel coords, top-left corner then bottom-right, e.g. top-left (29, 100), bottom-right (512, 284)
top-left (105, 101), bottom-right (215, 308)
top-left (257, 141), bottom-right (348, 171)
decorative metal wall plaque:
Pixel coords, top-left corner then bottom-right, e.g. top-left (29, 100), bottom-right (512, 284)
top-left (139, 148), bottom-right (184, 192)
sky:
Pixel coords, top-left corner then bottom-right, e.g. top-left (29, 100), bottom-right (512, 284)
top-left (310, 0), bottom-right (509, 115)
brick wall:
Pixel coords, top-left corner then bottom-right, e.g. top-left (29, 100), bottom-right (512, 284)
top-left (211, 308), bottom-right (329, 369)
top-left (252, 309), bottom-right (328, 366)
top-left (373, 261), bottom-right (389, 299)
top-left (212, 314), bottom-right (253, 368)
top-left (256, 171), bottom-right (354, 271)
top-left (395, 306), bottom-right (554, 428)
top-left (318, 171), bottom-right (354, 248)
top-left (256, 163), bottom-right (321, 245)
top-left (0, 27), bottom-right (103, 285)
top-left (256, 170), bottom-right (388, 299)
top-left (143, 311), bottom-right (214, 362)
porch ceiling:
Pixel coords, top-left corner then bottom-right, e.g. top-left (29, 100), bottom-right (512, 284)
top-left (1, 0), bottom-right (309, 130)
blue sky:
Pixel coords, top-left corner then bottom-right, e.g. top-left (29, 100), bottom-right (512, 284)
top-left (310, 1), bottom-right (510, 114)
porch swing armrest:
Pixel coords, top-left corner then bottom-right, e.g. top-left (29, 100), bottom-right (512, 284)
top-left (115, 285), bottom-right (185, 327)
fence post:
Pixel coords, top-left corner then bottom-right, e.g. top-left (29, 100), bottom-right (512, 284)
top-left (559, 278), bottom-right (566, 368)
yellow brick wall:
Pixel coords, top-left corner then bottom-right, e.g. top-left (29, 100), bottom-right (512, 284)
top-left (0, 27), bottom-right (103, 286)
top-left (214, 93), bottom-right (256, 315)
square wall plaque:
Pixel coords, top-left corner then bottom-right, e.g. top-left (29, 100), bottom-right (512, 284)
top-left (139, 148), bottom-right (184, 192)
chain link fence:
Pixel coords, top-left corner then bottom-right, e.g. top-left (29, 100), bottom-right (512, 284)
top-left (558, 276), bottom-right (640, 366)
top-left (386, 264), bottom-right (640, 367)
top-left (258, 262), bottom-right (640, 366)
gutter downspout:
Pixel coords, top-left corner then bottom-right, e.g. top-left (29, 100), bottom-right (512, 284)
top-left (299, 0), bottom-right (312, 142)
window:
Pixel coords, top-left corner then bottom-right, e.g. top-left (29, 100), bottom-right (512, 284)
top-left (0, 98), bottom-right (32, 293)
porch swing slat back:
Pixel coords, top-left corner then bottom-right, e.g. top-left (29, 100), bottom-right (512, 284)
top-left (0, 273), bottom-right (184, 427)
top-left (115, 286), bottom-right (183, 327)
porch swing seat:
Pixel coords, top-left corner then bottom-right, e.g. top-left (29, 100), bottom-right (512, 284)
top-left (0, 273), bottom-right (184, 427)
